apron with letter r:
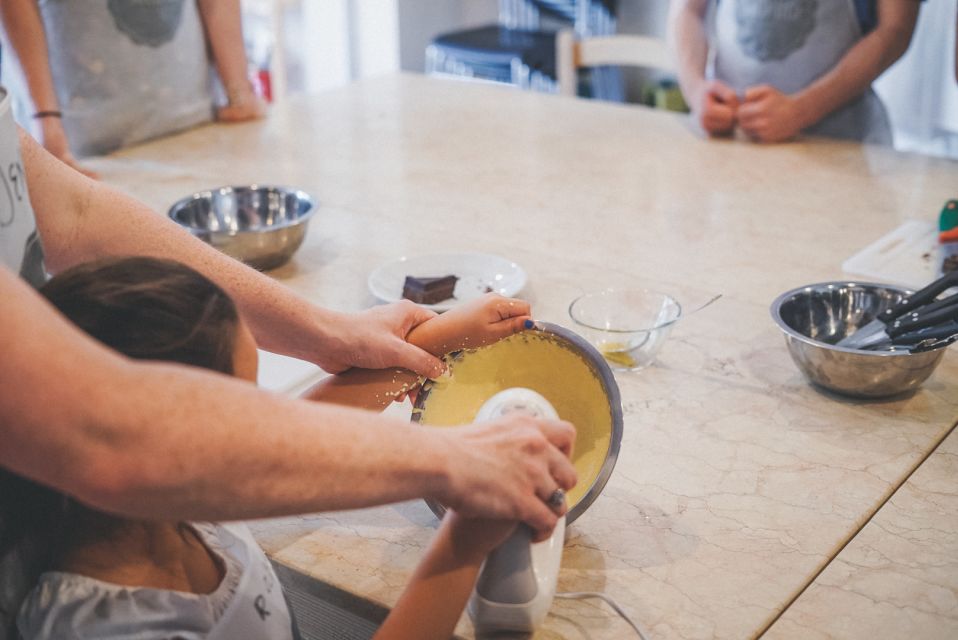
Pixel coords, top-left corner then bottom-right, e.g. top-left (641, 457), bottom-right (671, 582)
top-left (0, 87), bottom-right (45, 288)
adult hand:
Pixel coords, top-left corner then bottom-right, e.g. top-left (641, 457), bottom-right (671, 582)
top-left (739, 84), bottom-right (804, 143)
top-left (437, 413), bottom-right (577, 543)
top-left (38, 118), bottom-right (99, 179)
top-left (693, 79), bottom-right (739, 136)
top-left (318, 301), bottom-right (444, 378)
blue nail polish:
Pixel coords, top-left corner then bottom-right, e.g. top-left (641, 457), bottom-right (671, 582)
top-left (524, 319), bottom-right (534, 329)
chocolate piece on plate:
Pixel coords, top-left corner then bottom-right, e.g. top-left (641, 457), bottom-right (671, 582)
top-left (402, 275), bottom-right (459, 304)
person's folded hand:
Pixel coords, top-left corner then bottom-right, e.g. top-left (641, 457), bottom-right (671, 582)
top-left (696, 80), bottom-right (739, 136)
top-left (739, 84), bottom-right (804, 143)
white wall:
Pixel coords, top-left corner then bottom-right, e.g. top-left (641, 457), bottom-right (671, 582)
top-left (250, 0), bottom-right (401, 96)
top-left (397, 0), bottom-right (499, 73)
top-left (617, 0), bottom-right (670, 37)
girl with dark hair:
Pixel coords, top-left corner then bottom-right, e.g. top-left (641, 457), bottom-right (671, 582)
top-left (4, 256), bottom-right (541, 640)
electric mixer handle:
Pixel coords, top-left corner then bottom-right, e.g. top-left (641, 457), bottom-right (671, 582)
top-left (475, 524), bottom-right (538, 604)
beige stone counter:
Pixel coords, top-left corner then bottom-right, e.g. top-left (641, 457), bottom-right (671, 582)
top-left (97, 75), bottom-right (958, 639)
top-left (764, 426), bottom-right (958, 640)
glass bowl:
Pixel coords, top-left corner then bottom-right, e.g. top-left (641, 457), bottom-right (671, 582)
top-left (569, 289), bottom-right (682, 371)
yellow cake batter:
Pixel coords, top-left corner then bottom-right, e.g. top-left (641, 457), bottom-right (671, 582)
top-left (416, 331), bottom-right (614, 510)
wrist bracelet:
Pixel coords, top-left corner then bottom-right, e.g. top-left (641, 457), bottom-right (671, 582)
top-left (32, 110), bottom-right (63, 119)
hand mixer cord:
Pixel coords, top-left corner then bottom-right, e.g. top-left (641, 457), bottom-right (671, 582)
top-left (554, 592), bottom-right (651, 639)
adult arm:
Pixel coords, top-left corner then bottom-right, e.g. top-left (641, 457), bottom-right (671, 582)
top-left (19, 128), bottom-right (442, 377)
top-left (0, 266), bottom-right (575, 534)
top-left (0, 0), bottom-right (98, 177)
top-left (738, 0), bottom-right (921, 142)
top-left (302, 295), bottom-right (532, 411)
top-left (668, 0), bottom-right (738, 135)
top-left (196, 0), bottom-right (267, 121)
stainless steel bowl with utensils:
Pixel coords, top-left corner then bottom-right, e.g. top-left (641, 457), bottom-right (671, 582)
top-left (770, 282), bottom-right (950, 398)
top-left (168, 186), bottom-right (315, 271)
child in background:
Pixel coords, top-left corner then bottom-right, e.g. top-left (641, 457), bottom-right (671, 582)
top-left (4, 256), bottom-right (561, 640)
top-left (0, 0), bottom-right (267, 178)
top-left (669, 0), bottom-right (922, 144)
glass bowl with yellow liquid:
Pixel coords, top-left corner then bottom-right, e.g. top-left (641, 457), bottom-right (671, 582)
top-left (569, 289), bottom-right (682, 371)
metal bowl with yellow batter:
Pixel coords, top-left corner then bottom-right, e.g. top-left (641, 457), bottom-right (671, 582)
top-left (412, 323), bottom-right (623, 524)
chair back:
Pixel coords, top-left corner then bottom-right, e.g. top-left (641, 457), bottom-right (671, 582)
top-left (556, 29), bottom-right (674, 97)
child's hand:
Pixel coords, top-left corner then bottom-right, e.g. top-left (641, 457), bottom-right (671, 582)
top-left (694, 80), bottom-right (739, 136)
top-left (407, 293), bottom-right (532, 358)
top-left (217, 87), bottom-right (268, 123)
top-left (739, 85), bottom-right (804, 143)
top-left (444, 510), bottom-right (517, 565)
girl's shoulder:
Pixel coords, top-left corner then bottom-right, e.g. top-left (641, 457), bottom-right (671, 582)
top-left (16, 523), bottom-right (245, 640)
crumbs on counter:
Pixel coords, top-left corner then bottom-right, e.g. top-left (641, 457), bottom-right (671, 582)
top-left (402, 275), bottom-right (458, 304)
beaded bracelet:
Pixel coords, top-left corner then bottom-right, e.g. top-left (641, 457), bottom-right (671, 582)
top-left (32, 110), bottom-right (63, 119)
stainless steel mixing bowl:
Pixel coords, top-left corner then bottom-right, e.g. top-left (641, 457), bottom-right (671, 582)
top-left (168, 186), bottom-right (315, 271)
top-left (770, 281), bottom-right (948, 398)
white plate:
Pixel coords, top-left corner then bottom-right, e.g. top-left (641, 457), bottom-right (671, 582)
top-left (841, 219), bottom-right (938, 289)
top-left (368, 252), bottom-right (527, 312)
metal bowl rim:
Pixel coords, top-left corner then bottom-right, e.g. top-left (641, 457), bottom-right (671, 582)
top-left (768, 280), bottom-right (953, 357)
top-left (413, 321), bottom-right (624, 525)
top-left (167, 185), bottom-right (317, 233)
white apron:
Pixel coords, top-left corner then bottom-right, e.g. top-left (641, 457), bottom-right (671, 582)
top-left (16, 524), bottom-right (296, 640)
top-left (713, 0), bottom-right (893, 144)
top-left (36, 0), bottom-right (214, 156)
top-left (0, 86), bottom-right (45, 288)
top-left (204, 524), bottom-right (296, 640)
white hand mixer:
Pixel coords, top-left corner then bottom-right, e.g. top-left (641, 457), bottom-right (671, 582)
top-left (467, 388), bottom-right (566, 636)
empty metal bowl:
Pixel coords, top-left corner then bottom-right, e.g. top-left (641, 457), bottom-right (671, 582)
top-left (770, 282), bottom-right (948, 398)
top-left (169, 186), bottom-right (316, 270)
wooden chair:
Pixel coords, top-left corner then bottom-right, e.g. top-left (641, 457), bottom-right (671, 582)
top-left (556, 29), bottom-right (675, 97)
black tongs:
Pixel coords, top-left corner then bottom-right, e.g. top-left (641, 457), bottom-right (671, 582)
top-left (838, 271), bottom-right (958, 349)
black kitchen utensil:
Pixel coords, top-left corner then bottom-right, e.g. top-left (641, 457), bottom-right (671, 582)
top-left (838, 271), bottom-right (958, 348)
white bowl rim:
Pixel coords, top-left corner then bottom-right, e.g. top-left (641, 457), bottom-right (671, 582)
top-left (568, 288), bottom-right (683, 334)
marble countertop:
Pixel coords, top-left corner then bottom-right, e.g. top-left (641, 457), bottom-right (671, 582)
top-left (765, 428), bottom-right (958, 639)
top-left (98, 74), bottom-right (958, 639)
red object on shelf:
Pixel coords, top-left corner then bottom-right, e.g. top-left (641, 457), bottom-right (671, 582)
top-left (251, 68), bottom-right (273, 103)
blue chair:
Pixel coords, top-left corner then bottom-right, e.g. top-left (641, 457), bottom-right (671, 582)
top-left (425, 0), bottom-right (622, 101)
top-left (426, 25), bottom-right (559, 92)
